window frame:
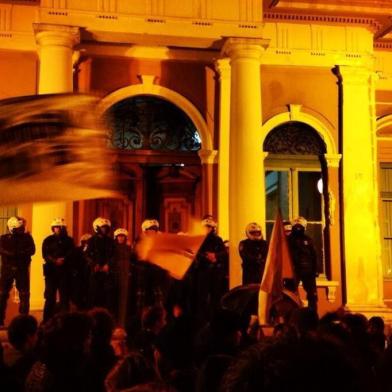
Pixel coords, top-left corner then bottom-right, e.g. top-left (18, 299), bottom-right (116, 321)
top-left (265, 154), bottom-right (327, 277)
top-left (379, 163), bottom-right (392, 279)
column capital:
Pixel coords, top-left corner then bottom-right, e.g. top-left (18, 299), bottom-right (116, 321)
top-left (214, 58), bottom-right (231, 81)
top-left (324, 153), bottom-right (342, 168)
top-left (34, 23), bottom-right (80, 48)
top-left (334, 66), bottom-right (372, 86)
top-left (222, 37), bottom-right (270, 62)
top-left (198, 149), bottom-right (218, 164)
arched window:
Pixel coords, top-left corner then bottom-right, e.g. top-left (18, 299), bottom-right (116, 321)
top-left (106, 95), bottom-right (201, 152)
top-left (264, 121), bottom-right (328, 276)
top-left (264, 121), bottom-right (326, 155)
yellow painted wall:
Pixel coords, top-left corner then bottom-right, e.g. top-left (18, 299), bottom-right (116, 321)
top-left (0, 50), bottom-right (37, 98)
top-left (261, 65), bottom-right (339, 138)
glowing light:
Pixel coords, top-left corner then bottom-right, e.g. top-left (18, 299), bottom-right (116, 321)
top-left (317, 178), bottom-right (323, 194)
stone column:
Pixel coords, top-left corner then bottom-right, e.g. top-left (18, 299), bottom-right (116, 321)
top-left (223, 37), bottom-right (269, 288)
top-left (215, 58), bottom-right (231, 241)
top-left (30, 24), bottom-right (80, 311)
top-left (34, 23), bottom-right (80, 93)
top-left (336, 66), bottom-right (391, 318)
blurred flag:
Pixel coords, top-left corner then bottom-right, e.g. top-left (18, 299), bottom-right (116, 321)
top-left (0, 93), bottom-right (122, 204)
top-left (258, 211), bottom-right (301, 324)
top-left (135, 233), bottom-right (205, 279)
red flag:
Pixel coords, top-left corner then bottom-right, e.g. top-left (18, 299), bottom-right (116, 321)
top-left (135, 233), bottom-right (205, 279)
top-left (258, 211), bottom-right (301, 324)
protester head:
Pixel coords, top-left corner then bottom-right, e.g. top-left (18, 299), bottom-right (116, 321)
top-left (318, 312), bottom-right (350, 345)
top-left (39, 312), bottom-right (92, 373)
top-left (154, 319), bottom-right (198, 392)
top-left (8, 314), bottom-right (38, 352)
top-left (289, 307), bottom-right (319, 338)
top-left (88, 307), bottom-right (115, 348)
top-left (272, 323), bottom-right (297, 340)
top-left (195, 308), bottom-right (242, 362)
top-left (220, 337), bottom-right (364, 392)
top-left (197, 354), bottom-right (233, 392)
top-left (341, 313), bottom-right (368, 340)
top-left (368, 316), bottom-right (385, 335)
top-left (142, 305), bottom-right (167, 334)
top-left (124, 383), bottom-right (177, 392)
top-left (105, 351), bottom-right (158, 391)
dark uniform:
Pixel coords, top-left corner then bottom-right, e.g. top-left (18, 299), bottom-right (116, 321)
top-left (42, 233), bottom-right (75, 321)
top-left (86, 234), bottom-right (116, 313)
top-left (0, 231), bottom-right (35, 324)
top-left (239, 238), bottom-right (268, 285)
top-left (288, 227), bottom-right (318, 312)
top-left (130, 240), bottom-right (170, 319)
top-left (69, 242), bottom-right (90, 310)
top-left (189, 231), bottom-right (228, 324)
top-left (113, 241), bottom-right (132, 326)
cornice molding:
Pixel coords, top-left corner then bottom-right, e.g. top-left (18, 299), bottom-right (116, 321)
top-left (374, 40), bottom-right (392, 50)
top-left (263, 11), bottom-right (381, 32)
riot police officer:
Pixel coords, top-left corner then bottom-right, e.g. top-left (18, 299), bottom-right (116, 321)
top-left (113, 228), bottom-right (132, 326)
top-left (190, 215), bottom-right (228, 324)
top-left (86, 217), bottom-right (115, 313)
top-left (132, 220), bottom-right (169, 318)
top-left (0, 216), bottom-right (35, 326)
top-left (287, 216), bottom-right (318, 312)
top-left (69, 233), bottom-right (92, 310)
top-left (42, 218), bottom-right (75, 321)
top-left (239, 222), bottom-right (268, 285)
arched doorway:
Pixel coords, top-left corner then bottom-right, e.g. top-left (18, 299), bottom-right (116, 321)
top-left (73, 95), bottom-right (203, 241)
top-left (263, 121), bottom-right (329, 275)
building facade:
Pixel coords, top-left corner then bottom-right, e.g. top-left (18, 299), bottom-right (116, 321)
top-left (1, 0), bottom-right (392, 319)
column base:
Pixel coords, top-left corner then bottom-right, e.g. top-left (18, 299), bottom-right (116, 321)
top-left (344, 303), bottom-right (392, 323)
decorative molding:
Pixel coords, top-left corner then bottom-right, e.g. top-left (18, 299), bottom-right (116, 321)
top-left (214, 58), bottom-right (231, 81)
top-left (263, 11), bottom-right (381, 32)
top-left (288, 104), bottom-right (302, 121)
top-left (222, 37), bottom-right (270, 61)
top-left (334, 65), bottom-right (372, 86)
top-left (375, 40), bottom-right (392, 50)
top-left (324, 153), bottom-right (342, 168)
top-left (0, 4), bottom-right (11, 32)
top-left (97, 0), bottom-right (117, 13)
top-left (138, 74), bottom-right (156, 86)
top-left (198, 149), bottom-right (218, 164)
top-left (41, 0), bottom-right (67, 9)
top-left (33, 23), bottom-right (80, 48)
